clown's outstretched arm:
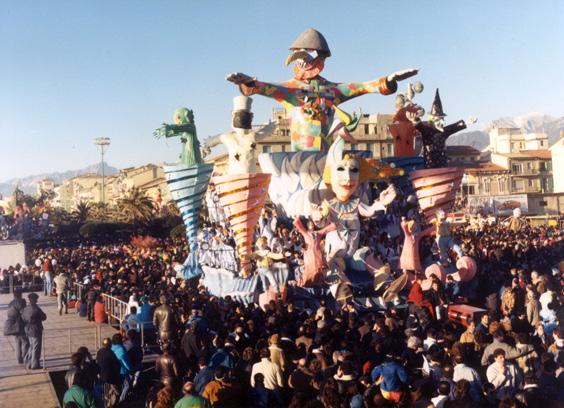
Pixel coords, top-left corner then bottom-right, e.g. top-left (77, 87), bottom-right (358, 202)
top-left (226, 73), bottom-right (299, 105)
top-left (443, 117), bottom-right (477, 138)
top-left (358, 185), bottom-right (397, 217)
top-left (268, 252), bottom-right (285, 261)
top-left (335, 68), bottom-right (418, 104)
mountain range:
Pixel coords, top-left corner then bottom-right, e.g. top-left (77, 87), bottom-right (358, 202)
top-left (447, 112), bottom-right (564, 151)
top-left (0, 162), bottom-right (118, 197)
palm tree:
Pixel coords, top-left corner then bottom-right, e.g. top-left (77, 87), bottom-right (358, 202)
top-left (73, 201), bottom-right (91, 223)
top-left (118, 188), bottom-right (156, 224)
top-left (165, 200), bottom-right (180, 216)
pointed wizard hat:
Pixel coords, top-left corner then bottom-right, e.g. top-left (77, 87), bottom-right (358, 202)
top-left (430, 89), bottom-right (447, 117)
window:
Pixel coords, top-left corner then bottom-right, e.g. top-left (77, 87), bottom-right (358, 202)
top-left (280, 144), bottom-right (286, 152)
top-left (364, 124), bottom-right (369, 134)
top-left (539, 162), bottom-right (547, 171)
top-left (387, 144), bottom-right (393, 156)
top-left (540, 140), bottom-right (544, 147)
top-left (467, 185), bottom-right (475, 195)
top-left (498, 179), bottom-right (505, 193)
top-left (483, 181), bottom-right (490, 193)
top-left (528, 179), bottom-right (534, 188)
top-left (262, 145), bottom-right (271, 153)
top-left (366, 143), bottom-right (374, 153)
top-left (512, 163), bottom-right (522, 173)
top-left (512, 179), bottom-right (524, 191)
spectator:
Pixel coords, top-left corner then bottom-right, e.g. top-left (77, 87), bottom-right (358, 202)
top-left (175, 381), bottom-right (211, 408)
top-left (93, 295), bottom-right (107, 324)
top-left (111, 333), bottom-right (133, 402)
top-left (3, 289), bottom-right (28, 365)
top-left (21, 292), bottom-right (46, 369)
top-left (96, 338), bottom-right (121, 408)
top-left (193, 357), bottom-right (215, 395)
top-left (250, 348), bottom-right (284, 402)
top-left (486, 348), bottom-right (522, 401)
top-left (62, 372), bottom-right (97, 408)
top-left (54, 271), bottom-right (70, 315)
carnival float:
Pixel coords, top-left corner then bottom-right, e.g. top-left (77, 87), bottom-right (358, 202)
top-left (157, 28), bottom-right (481, 313)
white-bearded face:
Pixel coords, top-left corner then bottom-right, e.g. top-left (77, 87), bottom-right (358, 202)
top-left (331, 157), bottom-right (360, 202)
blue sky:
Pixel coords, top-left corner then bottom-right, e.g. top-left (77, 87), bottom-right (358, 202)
top-left (1, 0), bottom-right (563, 180)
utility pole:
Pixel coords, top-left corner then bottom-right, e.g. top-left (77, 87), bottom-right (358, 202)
top-left (93, 137), bottom-right (111, 205)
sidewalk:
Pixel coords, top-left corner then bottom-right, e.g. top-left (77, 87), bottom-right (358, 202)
top-left (0, 291), bottom-right (116, 407)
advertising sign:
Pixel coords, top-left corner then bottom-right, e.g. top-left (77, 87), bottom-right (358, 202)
top-left (467, 194), bottom-right (528, 215)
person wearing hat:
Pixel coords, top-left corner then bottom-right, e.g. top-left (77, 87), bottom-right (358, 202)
top-left (3, 288), bottom-right (28, 365)
top-left (21, 292), bottom-right (47, 369)
top-left (227, 28), bottom-right (417, 152)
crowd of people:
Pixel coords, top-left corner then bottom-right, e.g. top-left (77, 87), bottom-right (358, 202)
top-left (2, 209), bottom-right (564, 408)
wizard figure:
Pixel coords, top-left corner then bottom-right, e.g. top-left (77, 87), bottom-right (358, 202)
top-left (407, 89), bottom-right (476, 168)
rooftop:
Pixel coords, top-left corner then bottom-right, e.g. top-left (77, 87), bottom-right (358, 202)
top-left (446, 145), bottom-right (481, 156)
top-left (496, 150), bottom-right (551, 159)
top-left (463, 161), bottom-right (509, 174)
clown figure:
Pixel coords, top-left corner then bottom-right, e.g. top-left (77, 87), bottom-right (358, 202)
top-left (227, 28), bottom-right (418, 151)
top-left (432, 209), bottom-right (463, 264)
top-left (322, 136), bottom-right (402, 262)
top-left (249, 236), bottom-right (286, 293)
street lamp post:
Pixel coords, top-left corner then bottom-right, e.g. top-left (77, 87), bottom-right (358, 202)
top-left (93, 137), bottom-right (111, 205)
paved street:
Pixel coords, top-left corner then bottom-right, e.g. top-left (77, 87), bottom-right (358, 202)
top-left (0, 291), bottom-right (116, 407)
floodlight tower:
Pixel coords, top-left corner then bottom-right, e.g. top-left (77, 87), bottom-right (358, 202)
top-left (93, 137), bottom-right (111, 205)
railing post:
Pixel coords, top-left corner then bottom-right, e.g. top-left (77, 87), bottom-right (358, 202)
top-left (140, 323), bottom-right (145, 354)
top-left (68, 328), bottom-right (72, 354)
top-left (42, 331), bottom-right (46, 370)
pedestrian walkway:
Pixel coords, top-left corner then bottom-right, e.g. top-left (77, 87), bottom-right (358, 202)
top-left (0, 291), bottom-right (116, 407)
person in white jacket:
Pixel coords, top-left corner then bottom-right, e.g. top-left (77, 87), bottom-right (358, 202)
top-left (486, 348), bottom-right (522, 401)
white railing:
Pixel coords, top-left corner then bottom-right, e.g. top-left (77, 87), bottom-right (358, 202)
top-left (102, 293), bottom-right (128, 326)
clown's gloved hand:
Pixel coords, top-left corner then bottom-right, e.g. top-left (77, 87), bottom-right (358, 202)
top-left (387, 68), bottom-right (419, 83)
top-left (378, 185), bottom-right (397, 207)
top-left (466, 117), bottom-right (478, 125)
top-left (226, 72), bottom-right (256, 85)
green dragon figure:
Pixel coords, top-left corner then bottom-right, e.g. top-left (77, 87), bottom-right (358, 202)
top-left (154, 107), bottom-right (203, 166)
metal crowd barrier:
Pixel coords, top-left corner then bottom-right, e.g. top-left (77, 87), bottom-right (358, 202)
top-left (73, 282), bottom-right (85, 300)
top-left (40, 324), bottom-right (103, 371)
top-left (102, 293), bottom-right (128, 326)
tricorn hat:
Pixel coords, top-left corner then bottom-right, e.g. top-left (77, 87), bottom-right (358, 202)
top-left (289, 28), bottom-right (331, 57)
top-left (430, 89), bottom-right (446, 117)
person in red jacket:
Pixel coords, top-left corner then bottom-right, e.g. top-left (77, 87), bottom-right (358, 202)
top-left (408, 275), bottom-right (424, 306)
top-left (94, 296), bottom-right (107, 324)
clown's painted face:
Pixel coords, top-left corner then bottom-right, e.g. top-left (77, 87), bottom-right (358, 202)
top-left (331, 157), bottom-right (360, 202)
top-left (285, 49), bottom-right (325, 81)
top-left (429, 114), bottom-right (445, 132)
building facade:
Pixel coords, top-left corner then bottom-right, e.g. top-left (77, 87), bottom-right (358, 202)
top-left (462, 127), bottom-right (562, 215)
top-left (52, 164), bottom-right (169, 212)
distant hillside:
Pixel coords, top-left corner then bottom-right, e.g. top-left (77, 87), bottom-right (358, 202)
top-left (0, 162), bottom-right (117, 197)
top-left (447, 112), bottom-right (564, 151)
